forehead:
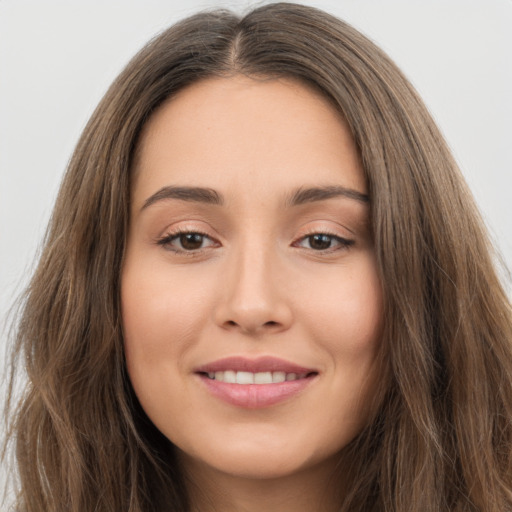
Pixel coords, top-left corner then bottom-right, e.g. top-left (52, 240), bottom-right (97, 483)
top-left (131, 76), bottom-right (366, 207)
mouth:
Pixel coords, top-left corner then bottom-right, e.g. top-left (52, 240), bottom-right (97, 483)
top-left (194, 356), bottom-right (318, 408)
top-left (200, 370), bottom-right (314, 384)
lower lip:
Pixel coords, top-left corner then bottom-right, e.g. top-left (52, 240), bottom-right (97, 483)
top-left (197, 374), bottom-right (316, 409)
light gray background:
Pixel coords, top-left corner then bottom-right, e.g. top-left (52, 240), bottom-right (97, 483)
top-left (1, 0), bottom-right (511, 495)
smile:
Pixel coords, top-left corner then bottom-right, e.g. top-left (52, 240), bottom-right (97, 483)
top-left (203, 370), bottom-right (309, 384)
top-left (194, 356), bottom-right (318, 408)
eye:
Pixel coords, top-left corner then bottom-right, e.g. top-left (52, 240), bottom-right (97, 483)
top-left (157, 231), bottom-right (218, 252)
top-left (295, 233), bottom-right (354, 251)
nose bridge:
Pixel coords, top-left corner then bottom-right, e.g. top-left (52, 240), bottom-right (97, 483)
top-left (215, 233), bottom-right (292, 334)
top-left (236, 239), bottom-right (274, 304)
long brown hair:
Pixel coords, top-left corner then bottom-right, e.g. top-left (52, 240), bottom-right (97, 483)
top-left (4, 3), bottom-right (512, 511)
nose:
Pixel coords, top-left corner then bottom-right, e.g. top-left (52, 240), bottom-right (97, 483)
top-left (213, 242), bottom-right (293, 336)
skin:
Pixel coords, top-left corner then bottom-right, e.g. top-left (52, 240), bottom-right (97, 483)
top-left (122, 76), bottom-right (384, 512)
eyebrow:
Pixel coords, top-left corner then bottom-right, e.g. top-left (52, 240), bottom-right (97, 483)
top-left (286, 185), bottom-right (369, 206)
top-left (141, 184), bottom-right (369, 211)
top-left (141, 186), bottom-right (223, 210)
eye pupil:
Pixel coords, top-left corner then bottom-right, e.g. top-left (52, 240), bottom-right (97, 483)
top-left (309, 234), bottom-right (332, 250)
top-left (180, 233), bottom-right (204, 250)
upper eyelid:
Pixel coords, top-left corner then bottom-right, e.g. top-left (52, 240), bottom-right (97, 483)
top-left (293, 233), bottom-right (354, 249)
top-left (156, 224), bottom-right (354, 240)
top-left (162, 227), bottom-right (212, 237)
top-left (157, 221), bottom-right (216, 239)
top-left (157, 229), bottom-right (216, 243)
top-left (154, 216), bottom-right (358, 244)
top-left (293, 224), bottom-right (354, 240)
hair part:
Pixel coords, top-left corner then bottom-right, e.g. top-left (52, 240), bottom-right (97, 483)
top-left (4, 3), bottom-right (512, 511)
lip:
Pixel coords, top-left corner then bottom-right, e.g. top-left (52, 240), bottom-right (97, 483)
top-left (194, 356), bottom-right (318, 409)
top-left (194, 356), bottom-right (316, 374)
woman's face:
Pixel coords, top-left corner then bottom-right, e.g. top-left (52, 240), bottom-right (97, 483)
top-left (122, 76), bottom-right (383, 482)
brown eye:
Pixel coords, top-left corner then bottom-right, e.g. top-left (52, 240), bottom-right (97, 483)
top-left (295, 233), bottom-right (354, 252)
top-left (157, 231), bottom-right (217, 252)
top-left (308, 234), bottom-right (334, 250)
top-left (179, 233), bottom-right (205, 250)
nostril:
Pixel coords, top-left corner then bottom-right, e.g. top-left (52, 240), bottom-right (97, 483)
top-left (264, 321), bottom-right (279, 327)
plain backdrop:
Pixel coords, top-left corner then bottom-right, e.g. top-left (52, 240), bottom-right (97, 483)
top-left (1, 0), bottom-right (511, 494)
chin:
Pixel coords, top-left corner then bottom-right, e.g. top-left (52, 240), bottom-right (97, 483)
top-left (175, 426), bottom-right (350, 482)
top-left (184, 448), bottom-right (320, 481)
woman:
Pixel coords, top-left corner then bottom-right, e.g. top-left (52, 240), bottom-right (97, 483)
top-left (5, 3), bottom-right (512, 511)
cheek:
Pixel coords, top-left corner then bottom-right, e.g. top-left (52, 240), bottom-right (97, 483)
top-left (303, 257), bottom-right (384, 416)
top-left (335, 268), bottom-right (383, 386)
top-left (120, 264), bottom-right (207, 431)
top-left (302, 257), bottom-right (383, 353)
top-left (120, 260), bottom-right (211, 390)
top-left (121, 257), bottom-right (212, 345)
top-left (122, 278), bottom-right (184, 357)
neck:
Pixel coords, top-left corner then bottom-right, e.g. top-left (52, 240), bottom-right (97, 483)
top-left (180, 452), bottom-right (346, 512)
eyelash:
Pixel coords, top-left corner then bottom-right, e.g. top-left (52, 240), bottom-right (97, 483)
top-left (293, 231), bottom-right (355, 253)
top-left (156, 229), bottom-right (218, 255)
top-left (156, 229), bottom-right (354, 255)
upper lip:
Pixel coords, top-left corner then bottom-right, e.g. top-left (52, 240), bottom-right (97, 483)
top-left (194, 356), bottom-right (317, 375)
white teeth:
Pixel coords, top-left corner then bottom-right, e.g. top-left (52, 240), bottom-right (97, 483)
top-left (224, 370), bottom-right (236, 383)
top-left (272, 371), bottom-right (286, 383)
top-left (206, 370), bottom-right (307, 384)
top-left (254, 371), bottom-right (272, 384)
top-left (236, 371), bottom-right (254, 384)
